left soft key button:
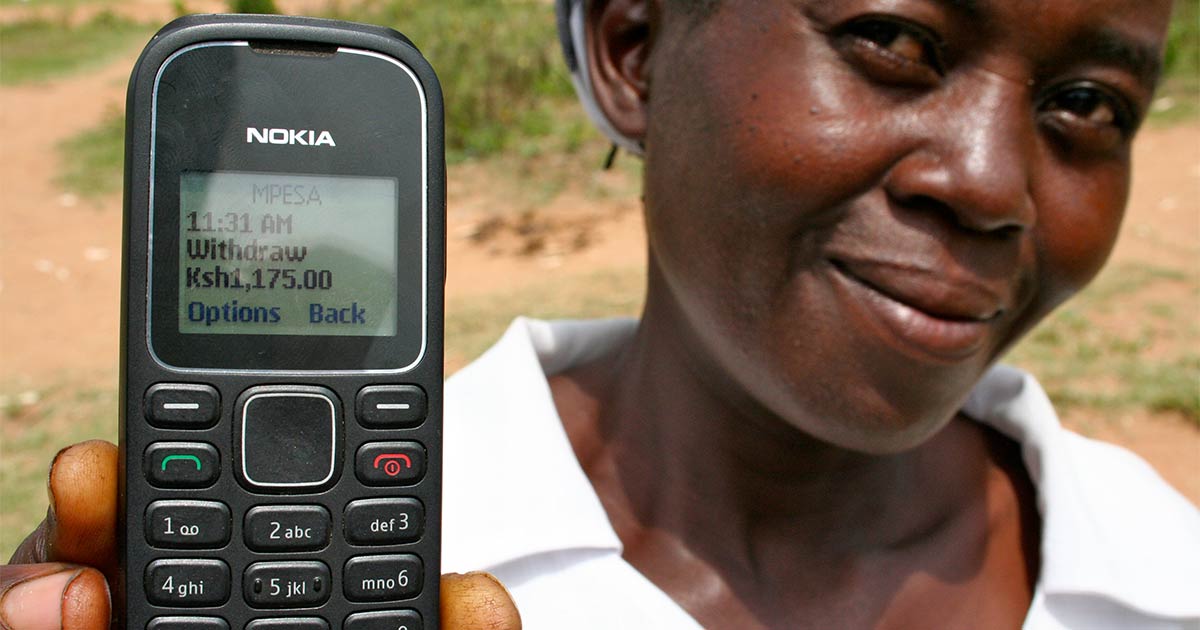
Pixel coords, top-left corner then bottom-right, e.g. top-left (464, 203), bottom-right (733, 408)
top-left (145, 383), bottom-right (220, 429)
top-left (145, 442), bottom-right (220, 489)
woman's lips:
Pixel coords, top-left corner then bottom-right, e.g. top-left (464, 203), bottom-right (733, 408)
top-left (828, 258), bottom-right (1006, 362)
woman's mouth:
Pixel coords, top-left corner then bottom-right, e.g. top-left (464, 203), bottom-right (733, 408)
top-left (828, 258), bottom-right (1006, 363)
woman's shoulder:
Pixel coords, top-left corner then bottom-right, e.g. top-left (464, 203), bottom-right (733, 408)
top-left (966, 364), bottom-right (1200, 626)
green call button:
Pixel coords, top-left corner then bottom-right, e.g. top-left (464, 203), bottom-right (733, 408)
top-left (146, 442), bottom-right (219, 488)
top-left (161, 454), bottom-right (203, 471)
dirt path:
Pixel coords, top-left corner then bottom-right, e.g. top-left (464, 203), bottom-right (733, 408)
top-left (1, 45), bottom-right (1196, 503)
top-left (0, 51), bottom-right (132, 387)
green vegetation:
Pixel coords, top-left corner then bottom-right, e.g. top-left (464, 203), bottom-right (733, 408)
top-left (1150, 0), bottom-right (1200, 124)
top-left (56, 106), bottom-right (124, 197)
top-left (326, 0), bottom-right (583, 162)
top-left (0, 383), bottom-right (118, 561)
top-left (0, 12), bottom-right (154, 85)
top-left (1164, 0), bottom-right (1199, 81)
top-left (228, 0), bottom-right (278, 14)
top-left (54, 1), bottom-right (602, 196)
top-left (1007, 262), bottom-right (1200, 424)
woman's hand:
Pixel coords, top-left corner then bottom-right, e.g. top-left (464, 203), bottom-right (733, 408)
top-left (1, 440), bottom-right (520, 630)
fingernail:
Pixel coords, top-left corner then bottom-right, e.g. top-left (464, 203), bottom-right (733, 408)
top-left (0, 568), bottom-right (79, 630)
top-left (466, 570), bottom-right (519, 602)
top-left (61, 568), bottom-right (110, 630)
top-left (46, 445), bottom-right (74, 527)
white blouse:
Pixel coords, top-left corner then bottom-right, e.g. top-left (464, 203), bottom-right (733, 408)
top-left (442, 318), bottom-right (1200, 629)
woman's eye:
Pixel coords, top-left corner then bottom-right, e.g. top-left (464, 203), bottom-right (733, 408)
top-left (1039, 83), bottom-right (1138, 154)
top-left (1043, 86), bottom-right (1128, 127)
top-left (837, 18), bottom-right (946, 83)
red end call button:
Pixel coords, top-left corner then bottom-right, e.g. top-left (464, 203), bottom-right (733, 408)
top-left (355, 442), bottom-right (425, 487)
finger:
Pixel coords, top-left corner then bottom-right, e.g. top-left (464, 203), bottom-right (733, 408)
top-left (7, 441), bottom-right (118, 575)
top-left (441, 572), bottom-right (522, 630)
top-left (6, 521), bottom-right (50, 567)
top-left (0, 564), bottom-right (110, 630)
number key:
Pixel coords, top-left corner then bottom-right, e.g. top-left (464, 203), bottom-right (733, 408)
top-left (344, 498), bottom-right (423, 545)
top-left (244, 506), bottom-right (331, 552)
top-left (345, 610), bottom-right (422, 630)
top-left (243, 561), bottom-right (331, 608)
top-left (145, 559), bottom-right (230, 607)
top-left (146, 500), bottom-right (231, 549)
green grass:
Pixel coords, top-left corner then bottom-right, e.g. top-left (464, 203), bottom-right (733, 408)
top-left (0, 382), bottom-right (118, 561)
top-left (0, 12), bottom-right (155, 85)
top-left (326, 0), bottom-right (582, 162)
top-left (56, 105), bottom-right (124, 197)
top-left (51, 1), bottom-right (602, 196)
top-left (1007, 262), bottom-right (1200, 424)
top-left (1149, 0), bottom-right (1200, 124)
top-left (1164, 0), bottom-right (1199, 81)
top-left (228, 0), bottom-right (278, 13)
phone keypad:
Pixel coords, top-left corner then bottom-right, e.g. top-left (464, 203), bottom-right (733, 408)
top-left (140, 382), bottom-right (432, 626)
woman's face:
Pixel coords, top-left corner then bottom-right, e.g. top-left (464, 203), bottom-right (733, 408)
top-left (638, 0), bottom-right (1173, 452)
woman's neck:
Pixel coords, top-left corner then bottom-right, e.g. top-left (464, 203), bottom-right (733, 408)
top-left (547, 298), bottom-right (1039, 628)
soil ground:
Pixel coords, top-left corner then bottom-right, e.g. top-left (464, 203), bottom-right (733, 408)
top-left (1, 29), bottom-right (1197, 506)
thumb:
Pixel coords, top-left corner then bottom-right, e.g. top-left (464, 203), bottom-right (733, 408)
top-left (0, 563), bottom-right (110, 630)
top-left (441, 572), bottom-right (522, 630)
top-left (8, 441), bottom-right (118, 575)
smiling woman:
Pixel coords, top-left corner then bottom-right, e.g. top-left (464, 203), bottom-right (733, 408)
top-left (630, 0), bottom-right (1159, 453)
top-left (2, 1), bottom-right (1197, 629)
top-left (440, 0), bottom-right (1198, 628)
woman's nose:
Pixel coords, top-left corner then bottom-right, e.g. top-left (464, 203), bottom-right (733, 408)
top-left (885, 72), bottom-right (1039, 236)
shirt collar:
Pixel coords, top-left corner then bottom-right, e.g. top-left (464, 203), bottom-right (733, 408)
top-left (445, 318), bottom-right (1200, 620)
top-left (964, 365), bottom-right (1200, 620)
top-left (441, 317), bottom-right (632, 571)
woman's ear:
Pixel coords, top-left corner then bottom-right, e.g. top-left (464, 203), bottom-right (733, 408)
top-left (586, 0), bottom-right (656, 144)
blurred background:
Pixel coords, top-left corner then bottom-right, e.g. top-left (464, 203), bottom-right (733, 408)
top-left (1, 0), bottom-right (1197, 559)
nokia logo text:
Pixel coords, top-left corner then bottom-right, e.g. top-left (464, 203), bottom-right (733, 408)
top-left (246, 127), bottom-right (336, 147)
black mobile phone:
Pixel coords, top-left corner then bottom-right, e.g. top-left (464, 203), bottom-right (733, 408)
top-left (118, 14), bottom-right (445, 630)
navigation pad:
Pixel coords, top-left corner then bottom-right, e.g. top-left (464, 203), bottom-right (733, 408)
top-left (237, 386), bottom-right (340, 492)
